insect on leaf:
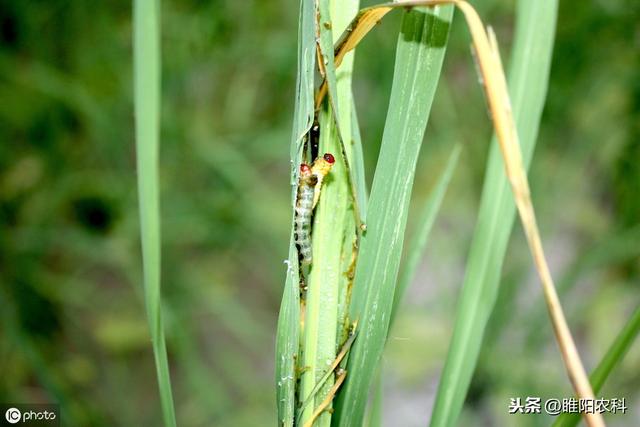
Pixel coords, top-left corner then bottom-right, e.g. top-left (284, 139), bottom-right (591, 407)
top-left (275, 0), bottom-right (317, 424)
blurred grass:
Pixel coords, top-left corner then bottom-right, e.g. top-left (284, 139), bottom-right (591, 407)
top-left (391, 144), bottom-right (460, 328)
top-left (133, 1), bottom-right (177, 426)
top-left (553, 305), bottom-right (640, 427)
top-left (0, 0), bottom-right (638, 426)
top-left (429, 1), bottom-right (558, 425)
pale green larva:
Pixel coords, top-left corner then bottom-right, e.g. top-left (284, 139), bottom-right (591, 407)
top-left (294, 153), bottom-right (335, 265)
top-left (294, 163), bottom-right (316, 265)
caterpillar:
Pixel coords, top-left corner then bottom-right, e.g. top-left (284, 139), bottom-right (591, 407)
top-left (295, 163), bottom-right (317, 265)
top-left (310, 153), bottom-right (335, 208)
top-left (294, 153), bottom-right (336, 265)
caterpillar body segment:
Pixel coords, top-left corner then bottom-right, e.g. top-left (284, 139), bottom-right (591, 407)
top-left (294, 153), bottom-right (336, 266)
top-left (295, 164), bottom-right (317, 265)
top-left (310, 153), bottom-right (335, 209)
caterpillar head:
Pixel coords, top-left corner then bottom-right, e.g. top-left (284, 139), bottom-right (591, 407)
top-left (299, 163), bottom-right (317, 185)
top-left (311, 152), bottom-right (335, 178)
top-left (299, 163), bottom-right (312, 176)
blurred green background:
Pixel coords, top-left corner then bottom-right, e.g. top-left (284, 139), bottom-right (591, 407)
top-left (1, 0), bottom-right (638, 426)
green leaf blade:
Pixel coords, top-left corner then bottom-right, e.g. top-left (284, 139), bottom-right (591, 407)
top-left (133, 0), bottom-right (177, 426)
top-left (334, 6), bottom-right (454, 425)
top-left (275, 0), bottom-right (318, 425)
top-left (429, 1), bottom-right (558, 426)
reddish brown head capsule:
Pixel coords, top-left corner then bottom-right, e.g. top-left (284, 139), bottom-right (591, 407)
top-left (323, 153), bottom-right (335, 164)
top-left (300, 164), bottom-right (311, 174)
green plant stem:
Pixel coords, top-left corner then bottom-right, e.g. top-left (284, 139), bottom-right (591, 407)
top-left (133, 1), bottom-right (177, 426)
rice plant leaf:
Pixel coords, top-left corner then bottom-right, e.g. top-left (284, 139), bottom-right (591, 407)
top-left (329, 0), bottom-right (363, 354)
top-left (275, 0), bottom-right (317, 424)
top-left (133, 1), bottom-right (177, 426)
top-left (364, 366), bottom-right (384, 427)
top-left (317, 0), bottom-right (341, 119)
top-left (318, 0), bottom-right (365, 231)
top-left (331, 0), bottom-right (365, 227)
top-left (333, 6), bottom-right (454, 424)
top-left (350, 100), bottom-right (368, 222)
top-left (288, 0), bottom-right (318, 172)
top-left (363, 145), bottom-right (458, 424)
top-left (298, 2), bottom-right (361, 425)
top-left (298, 106), bottom-right (346, 426)
top-left (429, 1), bottom-right (558, 426)
top-left (390, 144), bottom-right (460, 328)
top-left (275, 245), bottom-right (302, 427)
top-left (552, 305), bottom-right (640, 427)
